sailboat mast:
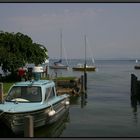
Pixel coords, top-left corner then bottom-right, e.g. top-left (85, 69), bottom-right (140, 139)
top-left (84, 35), bottom-right (87, 90)
top-left (84, 35), bottom-right (87, 69)
top-left (60, 30), bottom-right (62, 60)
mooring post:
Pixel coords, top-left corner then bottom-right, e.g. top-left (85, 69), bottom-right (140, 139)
top-left (80, 80), bottom-right (87, 108)
top-left (81, 75), bottom-right (85, 108)
top-left (24, 115), bottom-right (34, 137)
top-left (0, 83), bottom-right (4, 103)
top-left (131, 74), bottom-right (138, 97)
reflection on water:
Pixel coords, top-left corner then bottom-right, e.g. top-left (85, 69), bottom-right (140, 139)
top-left (69, 92), bottom-right (88, 109)
top-left (34, 110), bottom-right (70, 137)
top-left (81, 92), bottom-right (87, 108)
top-left (131, 96), bottom-right (140, 124)
top-left (69, 95), bottom-right (80, 105)
top-left (0, 122), bottom-right (15, 137)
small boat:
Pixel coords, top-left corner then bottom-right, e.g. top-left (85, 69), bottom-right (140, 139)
top-left (72, 35), bottom-right (96, 72)
top-left (134, 65), bottom-right (140, 69)
top-left (134, 59), bottom-right (140, 69)
top-left (49, 59), bottom-right (68, 69)
top-left (0, 66), bottom-right (70, 134)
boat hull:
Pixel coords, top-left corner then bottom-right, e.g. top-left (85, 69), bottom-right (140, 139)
top-left (34, 109), bottom-right (70, 137)
top-left (72, 67), bottom-right (96, 71)
top-left (134, 65), bottom-right (140, 69)
top-left (49, 65), bottom-right (68, 69)
top-left (0, 99), bottom-right (69, 134)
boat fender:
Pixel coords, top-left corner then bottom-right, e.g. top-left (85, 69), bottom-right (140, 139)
top-left (65, 100), bottom-right (70, 105)
top-left (48, 109), bottom-right (56, 116)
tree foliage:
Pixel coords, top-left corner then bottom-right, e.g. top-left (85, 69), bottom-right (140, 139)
top-left (0, 31), bottom-right (48, 74)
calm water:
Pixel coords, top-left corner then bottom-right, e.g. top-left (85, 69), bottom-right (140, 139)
top-left (1, 59), bottom-right (140, 137)
top-left (50, 59), bottom-right (140, 137)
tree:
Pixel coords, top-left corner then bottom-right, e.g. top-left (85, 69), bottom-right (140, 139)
top-left (0, 31), bottom-right (48, 75)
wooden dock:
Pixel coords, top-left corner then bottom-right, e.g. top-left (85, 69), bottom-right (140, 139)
top-left (55, 77), bottom-right (81, 96)
top-left (130, 74), bottom-right (140, 112)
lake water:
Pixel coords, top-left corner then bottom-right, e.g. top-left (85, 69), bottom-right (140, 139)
top-left (1, 59), bottom-right (140, 137)
top-left (49, 59), bottom-right (140, 137)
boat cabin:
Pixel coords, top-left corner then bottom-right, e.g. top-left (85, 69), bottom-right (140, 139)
top-left (5, 80), bottom-right (56, 103)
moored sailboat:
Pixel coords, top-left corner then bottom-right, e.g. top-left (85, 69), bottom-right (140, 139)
top-left (72, 35), bottom-right (96, 71)
top-left (50, 31), bottom-right (69, 69)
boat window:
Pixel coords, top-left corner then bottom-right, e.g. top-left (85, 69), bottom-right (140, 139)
top-left (6, 87), bottom-right (21, 100)
top-left (45, 87), bottom-right (55, 101)
top-left (6, 86), bottom-right (42, 102)
top-left (49, 87), bottom-right (55, 99)
top-left (44, 88), bottom-right (49, 101)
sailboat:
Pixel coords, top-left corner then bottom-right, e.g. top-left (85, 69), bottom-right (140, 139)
top-left (134, 59), bottom-right (140, 69)
top-left (50, 31), bottom-right (69, 69)
top-left (72, 35), bottom-right (96, 71)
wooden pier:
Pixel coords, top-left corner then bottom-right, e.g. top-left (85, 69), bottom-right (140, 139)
top-left (130, 74), bottom-right (140, 113)
top-left (54, 75), bottom-right (87, 96)
top-left (131, 74), bottom-right (140, 99)
top-left (55, 77), bottom-right (81, 96)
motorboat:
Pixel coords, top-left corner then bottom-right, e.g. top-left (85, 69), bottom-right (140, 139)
top-left (0, 66), bottom-right (70, 134)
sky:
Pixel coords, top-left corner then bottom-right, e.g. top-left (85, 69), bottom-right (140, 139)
top-left (0, 3), bottom-right (140, 60)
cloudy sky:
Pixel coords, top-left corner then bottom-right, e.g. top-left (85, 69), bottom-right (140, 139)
top-left (0, 3), bottom-right (140, 59)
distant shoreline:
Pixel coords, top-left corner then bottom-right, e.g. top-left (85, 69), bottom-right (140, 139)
top-left (49, 58), bottom-right (139, 61)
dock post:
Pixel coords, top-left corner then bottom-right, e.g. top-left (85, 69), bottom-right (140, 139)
top-left (131, 74), bottom-right (138, 98)
top-left (24, 115), bottom-right (34, 137)
top-left (80, 74), bottom-right (88, 108)
top-left (0, 83), bottom-right (4, 103)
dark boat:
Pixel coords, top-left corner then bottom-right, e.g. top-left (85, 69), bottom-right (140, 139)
top-left (134, 65), bottom-right (140, 69)
top-left (134, 59), bottom-right (140, 69)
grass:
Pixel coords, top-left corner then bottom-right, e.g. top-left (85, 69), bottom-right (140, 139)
top-left (53, 76), bottom-right (77, 80)
top-left (3, 82), bottom-right (14, 95)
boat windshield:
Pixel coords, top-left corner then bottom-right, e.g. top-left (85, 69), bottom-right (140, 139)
top-left (6, 86), bottom-right (42, 103)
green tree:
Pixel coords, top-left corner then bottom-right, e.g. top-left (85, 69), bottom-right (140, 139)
top-left (0, 31), bottom-right (48, 75)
